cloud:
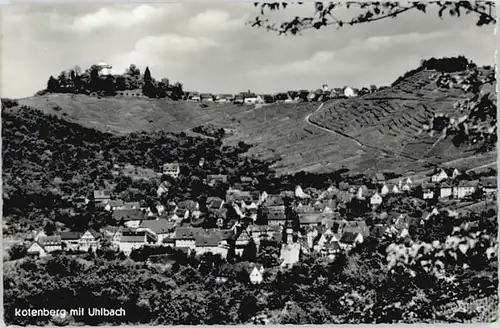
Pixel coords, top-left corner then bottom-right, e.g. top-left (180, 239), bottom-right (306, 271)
top-left (343, 31), bottom-right (449, 53)
top-left (67, 5), bottom-right (181, 33)
top-left (254, 51), bottom-right (358, 77)
top-left (111, 34), bottom-right (219, 73)
top-left (188, 10), bottom-right (247, 33)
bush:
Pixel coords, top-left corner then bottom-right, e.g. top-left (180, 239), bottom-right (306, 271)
top-left (8, 244), bottom-right (28, 260)
top-left (1, 98), bottom-right (19, 109)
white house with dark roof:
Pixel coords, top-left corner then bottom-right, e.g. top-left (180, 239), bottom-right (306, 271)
top-left (422, 182), bottom-right (436, 199)
top-left (137, 219), bottom-right (175, 245)
top-left (339, 231), bottom-right (364, 251)
top-left (432, 169), bottom-right (449, 183)
top-left (162, 163), bottom-right (180, 178)
top-left (440, 182), bottom-right (453, 199)
top-left (243, 264), bottom-right (264, 285)
top-left (370, 192), bottom-right (383, 206)
top-left (93, 189), bottom-right (111, 204)
top-left (118, 230), bottom-right (157, 256)
top-left (481, 177), bottom-right (497, 195)
top-left (453, 180), bottom-right (479, 199)
top-left (112, 209), bottom-right (145, 228)
top-left (174, 227), bottom-right (205, 249)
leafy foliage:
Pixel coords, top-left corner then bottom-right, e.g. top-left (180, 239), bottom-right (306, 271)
top-left (249, 1), bottom-right (496, 35)
top-left (43, 64), bottom-right (184, 100)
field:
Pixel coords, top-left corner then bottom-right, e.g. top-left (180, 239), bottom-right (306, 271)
top-left (16, 65), bottom-right (495, 176)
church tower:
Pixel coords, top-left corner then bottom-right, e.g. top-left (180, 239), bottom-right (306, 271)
top-left (285, 219), bottom-right (294, 244)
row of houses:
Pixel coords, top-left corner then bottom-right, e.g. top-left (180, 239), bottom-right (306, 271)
top-left (422, 177), bottom-right (496, 200)
top-left (184, 84), bottom-right (378, 104)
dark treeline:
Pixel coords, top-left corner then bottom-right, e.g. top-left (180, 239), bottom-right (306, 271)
top-left (43, 64), bottom-right (184, 100)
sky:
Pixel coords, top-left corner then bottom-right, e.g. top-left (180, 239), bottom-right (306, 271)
top-left (1, 2), bottom-right (496, 98)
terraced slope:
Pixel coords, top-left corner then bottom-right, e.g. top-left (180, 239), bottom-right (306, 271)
top-left (16, 95), bottom-right (371, 175)
top-left (309, 67), bottom-right (495, 165)
top-left (15, 65), bottom-right (495, 176)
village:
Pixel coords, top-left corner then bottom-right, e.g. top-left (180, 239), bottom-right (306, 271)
top-left (24, 159), bottom-right (497, 284)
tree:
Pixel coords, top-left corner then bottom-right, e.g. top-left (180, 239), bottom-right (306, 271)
top-left (44, 220), bottom-right (57, 235)
top-left (126, 64), bottom-right (141, 77)
top-left (142, 67), bottom-right (157, 98)
top-left (249, 1), bottom-right (496, 35)
top-left (47, 76), bottom-right (59, 92)
top-left (8, 243), bottom-right (28, 260)
top-left (144, 66), bottom-right (152, 83)
top-left (242, 238), bottom-right (257, 262)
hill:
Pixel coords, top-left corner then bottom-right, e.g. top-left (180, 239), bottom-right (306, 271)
top-left (13, 59), bottom-right (496, 176)
top-left (309, 63), bottom-right (496, 173)
top-left (15, 95), bottom-right (368, 175)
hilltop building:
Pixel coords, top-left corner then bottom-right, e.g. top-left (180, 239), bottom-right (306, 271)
top-left (96, 61), bottom-right (112, 76)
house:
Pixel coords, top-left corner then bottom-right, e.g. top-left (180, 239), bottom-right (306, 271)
top-left (453, 180), bottom-right (478, 199)
top-left (298, 212), bottom-right (324, 226)
top-left (206, 174), bottom-right (228, 187)
top-left (93, 189), bottom-right (111, 204)
top-left (60, 231), bottom-right (83, 251)
top-left (200, 93), bottom-right (214, 102)
top-left (370, 192), bottom-right (383, 206)
top-left (27, 242), bottom-right (48, 258)
top-left (432, 169), bottom-right (449, 182)
top-left (33, 230), bottom-right (47, 242)
top-left (391, 184), bottom-right (401, 194)
top-left (264, 194), bottom-right (285, 207)
top-left (31, 236), bottom-right (62, 256)
top-left (481, 177), bottom-right (497, 195)
top-left (176, 200), bottom-right (200, 219)
top-left (248, 264), bottom-right (265, 285)
top-left (193, 232), bottom-right (230, 258)
top-left (242, 93), bottom-right (263, 104)
top-left (137, 219), bottom-right (175, 244)
top-left (112, 209), bottom-right (145, 228)
top-left (79, 229), bottom-right (99, 251)
top-left (247, 225), bottom-right (280, 244)
top-left (339, 231), bottom-right (364, 250)
top-left (371, 224), bottom-right (389, 239)
top-left (380, 184), bottom-right (390, 196)
top-left (267, 206), bottom-right (287, 226)
top-left (233, 94), bottom-right (244, 104)
top-left (353, 185), bottom-right (369, 199)
top-left (104, 200), bottom-right (125, 212)
top-left (421, 182), bottom-right (436, 199)
top-left (118, 230), bottom-right (157, 256)
top-left (307, 91), bottom-right (319, 102)
top-left (226, 189), bottom-right (252, 204)
top-left (162, 163), bottom-right (180, 178)
top-left (215, 94), bottom-right (233, 103)
top-left (206, 197), bottom-right (225, 213)
top-left (440, 182), bottom-right (453, 199)
top-left (240, 176), bottom-right (256, 187)
top-left (422, 207), bottom-right (440, 222)
top-left (374, 173), bottom-right (385, 184)
top-left (174, 227), bottom-right (206, 249)
top-left (342, 220), bottom-right (370, 238)
top-left (157, 181), bottom-right (172, 197)
top-left (295, 185), bottom-right (311, 199)
top-left (452, 168), bottom-right (461, 179)
top-left (343, 86), bottom-right (358, 98)
top-left (401, 182), bottom-right (412, 192)
top-left (101, 225), bottom-right (121, 242)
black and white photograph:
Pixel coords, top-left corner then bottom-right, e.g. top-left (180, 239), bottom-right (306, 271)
top-left (1, 1), bottom-right (498, 325)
